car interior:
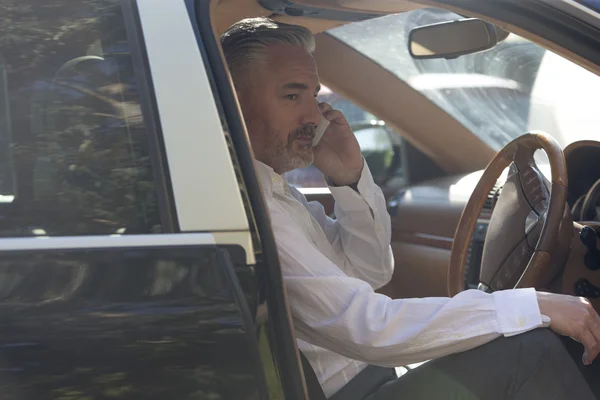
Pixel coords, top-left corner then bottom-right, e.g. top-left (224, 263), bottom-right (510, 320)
top-left (209, 0), bottom-right (600, 393)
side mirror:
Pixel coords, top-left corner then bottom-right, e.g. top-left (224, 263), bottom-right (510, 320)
top-left (408, 18), bottom-right (505, 60)
top-left (352, 123), bottom-right (395, 184)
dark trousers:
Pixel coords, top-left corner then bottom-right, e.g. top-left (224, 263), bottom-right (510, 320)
top-left (364, 329), bottom-right (595, 400)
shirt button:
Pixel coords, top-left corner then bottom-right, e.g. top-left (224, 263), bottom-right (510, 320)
top-left (518, 317), bottom-right (526, 327)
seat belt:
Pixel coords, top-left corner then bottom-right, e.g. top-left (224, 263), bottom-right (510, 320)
top-left (299, 350), bottom-right (327, 400)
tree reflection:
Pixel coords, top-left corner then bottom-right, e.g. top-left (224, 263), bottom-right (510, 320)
top-left (0, 0), bottom-right (161, 238)
top-left (0, 249), bottom-right (261, 399)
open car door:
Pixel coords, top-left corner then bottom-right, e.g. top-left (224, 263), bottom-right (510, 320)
top-left (0, 0), bottom-right (307, 398)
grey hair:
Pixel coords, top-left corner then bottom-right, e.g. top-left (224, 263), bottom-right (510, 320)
top-left (220, 17), bottom-right (315, 79)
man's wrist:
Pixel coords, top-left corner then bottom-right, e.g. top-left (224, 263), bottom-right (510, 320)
top-left (325, 164), bottom-right (363, 189)
top-left (326, 176), bottom-right (359, 191)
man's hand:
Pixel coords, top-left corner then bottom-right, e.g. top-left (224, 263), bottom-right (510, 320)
top-left (537, 291), bottom-right (600, 365)
top-left (313, 102), bottom-right (364, 186)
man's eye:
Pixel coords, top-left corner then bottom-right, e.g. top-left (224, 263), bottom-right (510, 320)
top-left (285, 94), bottom-right (298, 100)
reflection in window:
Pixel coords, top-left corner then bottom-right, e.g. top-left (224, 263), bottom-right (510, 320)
top-left (0, 0), bottom-right (162, 237)
top-left (0, 246), bottom-right (262, 399)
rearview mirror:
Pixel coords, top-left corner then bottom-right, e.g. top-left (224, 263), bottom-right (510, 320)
top-left (409, 18), bottom-right (503, 60)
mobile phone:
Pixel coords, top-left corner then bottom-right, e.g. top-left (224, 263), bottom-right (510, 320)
top-left (312, 117), bottom-right (330, 147)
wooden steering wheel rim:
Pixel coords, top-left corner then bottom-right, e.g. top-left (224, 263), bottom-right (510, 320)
top-left (447, 132), bottom-right (568, 297)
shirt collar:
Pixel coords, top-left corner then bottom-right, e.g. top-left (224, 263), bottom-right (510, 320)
top-left (254, 159), bottom-right (287, 197)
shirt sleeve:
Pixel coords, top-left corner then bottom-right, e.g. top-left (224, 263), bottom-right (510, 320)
top-left (270, 207), bottom-right (546, 367)
top-left (297, 161), bottom-right (394, 289)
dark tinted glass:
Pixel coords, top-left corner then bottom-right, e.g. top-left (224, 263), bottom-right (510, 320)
top-left (0, 0), bottom-right (162, 237)
top-left (578, 0), bottom-right (600, 12)
top-left (0, 244), bottom-right (263, 399)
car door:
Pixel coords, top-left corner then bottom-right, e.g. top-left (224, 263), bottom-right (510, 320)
top-left (0, 1), bottom-right (296, 398)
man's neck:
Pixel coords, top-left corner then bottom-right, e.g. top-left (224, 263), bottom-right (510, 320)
top-left (255, 157), bottom-right (287, 176)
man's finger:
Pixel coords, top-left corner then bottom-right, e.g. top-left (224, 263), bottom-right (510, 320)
top-left (318, 102), bottom-right (332, 113)
top-left (587, 308), bottom-right (600, 356)
top-left (578, 329), bottom-right (599, 365)
top-left (322, 109), bottom-right (349, 126)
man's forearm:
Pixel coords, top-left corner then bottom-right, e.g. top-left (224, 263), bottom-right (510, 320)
top-left (327, 162), bottom-right (394, 288)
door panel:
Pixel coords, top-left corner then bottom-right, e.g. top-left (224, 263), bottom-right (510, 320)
top-left (380, 175), bottom-right (472, 299)
top-left (379, 242), bottom-right (451, 298)
top-left (0, 236), bottom-right (266, 399)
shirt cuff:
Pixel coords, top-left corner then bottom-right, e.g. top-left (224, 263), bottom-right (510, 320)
top-left (492, 288), bottom-right (545, 337)
top-left (327, 160), bottom-right (377, 212)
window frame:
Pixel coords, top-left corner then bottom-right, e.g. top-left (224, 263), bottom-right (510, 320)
top-left (122, 0), bottom-right (178, 233)
top-left (189, 0), bottom-right (309, 399)
top-left (136, 0), bottom-right (251, 239)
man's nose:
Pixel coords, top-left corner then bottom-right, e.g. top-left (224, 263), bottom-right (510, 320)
top-left (301, 101), bottom-right (322, 126)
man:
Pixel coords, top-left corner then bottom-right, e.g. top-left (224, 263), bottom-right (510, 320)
top-left (221, 17), bottom-right (599, 399)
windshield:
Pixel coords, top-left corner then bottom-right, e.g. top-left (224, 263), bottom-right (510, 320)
top-left (328, 8), bottom-right (600, 151)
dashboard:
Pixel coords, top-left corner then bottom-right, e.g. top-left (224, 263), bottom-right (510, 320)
top-left (382, 140), bottom-right (600, 300)
top-left (565, 141), bottom-right (600, 222)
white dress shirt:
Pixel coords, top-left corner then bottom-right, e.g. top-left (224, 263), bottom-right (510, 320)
top-left (254, 159), bottom-right (549, 398)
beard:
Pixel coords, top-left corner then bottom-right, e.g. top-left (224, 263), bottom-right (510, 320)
top-left (265, 123), bottom-right (316, 173)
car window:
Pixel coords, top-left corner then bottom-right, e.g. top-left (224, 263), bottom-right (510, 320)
top-left (285, 86), bottom-right (399, 189)
top-left (0, 239), bottom-right (267, 399)
top-left (328, 8), bottom-right (600, 151)
top-left (0, 0), bottom-right (163, 237)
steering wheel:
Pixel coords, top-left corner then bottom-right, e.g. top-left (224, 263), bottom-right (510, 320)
top-left (448, 132), bottom-right (570, 296)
